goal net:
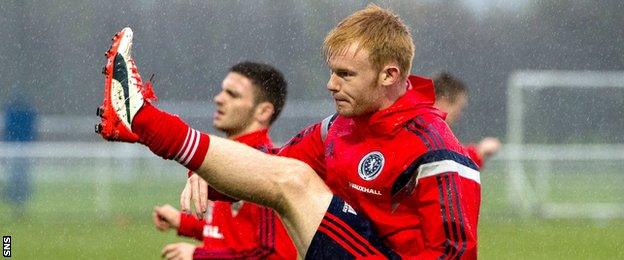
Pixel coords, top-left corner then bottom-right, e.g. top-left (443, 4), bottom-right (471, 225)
top-left (505, 70), bottom-right (624, 219)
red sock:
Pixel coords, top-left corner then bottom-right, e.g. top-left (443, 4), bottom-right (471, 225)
top-left (131, 103), bottom-right (210, 171)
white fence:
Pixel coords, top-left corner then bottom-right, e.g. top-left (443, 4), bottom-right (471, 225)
top-left (1, 142), bottom-right (623, 219)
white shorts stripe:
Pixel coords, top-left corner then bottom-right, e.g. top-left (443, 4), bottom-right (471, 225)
top-left (417, 160), bottom-right (481, 184)
top-left (174, 128), bottom-right (192, 160)
top-left (183, 129), bottom-right (201, 165)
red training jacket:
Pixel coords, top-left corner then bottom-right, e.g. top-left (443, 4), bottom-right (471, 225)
top-left (278, 75), bottom-right (481, 259)
top-left (178, 129), bottom-right (297, 259)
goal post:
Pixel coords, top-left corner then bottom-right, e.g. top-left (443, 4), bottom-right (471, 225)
top-left (506, 70), bottom-right (624, 218)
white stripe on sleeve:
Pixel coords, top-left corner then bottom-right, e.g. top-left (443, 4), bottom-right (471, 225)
top-left (417, 160), bottom-right (481, 184)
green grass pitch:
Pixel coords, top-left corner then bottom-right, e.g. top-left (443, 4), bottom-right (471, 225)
top-left (1, 166), bottom-right (623, 259)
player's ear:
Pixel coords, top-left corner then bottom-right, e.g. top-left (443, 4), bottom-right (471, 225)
top-left (254, 101), bottom-right (274, 125)
top-left (379, 63), bottom-right (401, 87)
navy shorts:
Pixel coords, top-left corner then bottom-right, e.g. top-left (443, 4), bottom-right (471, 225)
top-left (305, 196), bottom-right (400, 259)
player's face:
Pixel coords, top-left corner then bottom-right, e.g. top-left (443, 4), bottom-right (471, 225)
top-left (437, 93), bottom-right (467, 125)
top-left (212, 72), bottom-right (257, 135)
top-left (326, 43), bottom-right (385, 117)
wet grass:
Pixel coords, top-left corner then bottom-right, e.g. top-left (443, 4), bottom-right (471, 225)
top-left (0, 181), bottom-right (195, 259)
top-left (1, 168), bottom-right (623, 259)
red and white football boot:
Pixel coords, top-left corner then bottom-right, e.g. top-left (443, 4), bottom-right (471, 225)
top-left (96, 27), bottom-right (156, 142)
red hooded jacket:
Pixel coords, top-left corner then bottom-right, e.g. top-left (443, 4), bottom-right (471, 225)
top-left (278, 76), bottom-right (481, 259)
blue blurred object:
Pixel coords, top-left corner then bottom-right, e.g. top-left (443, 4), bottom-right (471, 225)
top-left (3, 94), bottom-right (37, 212)
top-left (4, 96), bottom-right (37, 142)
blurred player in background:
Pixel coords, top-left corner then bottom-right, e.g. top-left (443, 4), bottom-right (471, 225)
top-left (3, 90), bottom-right (37, 218)
top-left (433, 72), bottom-right (501, 168)
top-left (98, 4), bottom-right (481, 258)
top-left (151, 62), bottom-right (296, 259)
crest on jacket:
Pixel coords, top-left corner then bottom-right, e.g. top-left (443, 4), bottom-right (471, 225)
top-left (358, 151), bottom-right (385, 181)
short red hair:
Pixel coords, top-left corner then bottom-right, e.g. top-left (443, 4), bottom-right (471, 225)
top-left (323, 4), bottom-right (415, 79)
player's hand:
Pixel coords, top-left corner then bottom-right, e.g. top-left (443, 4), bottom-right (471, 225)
top-left (161, 242), bottom-right (195, 260)
top-left (179, 178), bottom-right (192, 214)
top-left (153, 204), bottom-right (181, 231)
top-left (181, 173), bottom-right (209, 218)
top-left (477, 137), bottom-right (501, 159)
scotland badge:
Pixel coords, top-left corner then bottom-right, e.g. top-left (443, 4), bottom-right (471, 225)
top-left (358, 151), bottom-right (385, 181)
